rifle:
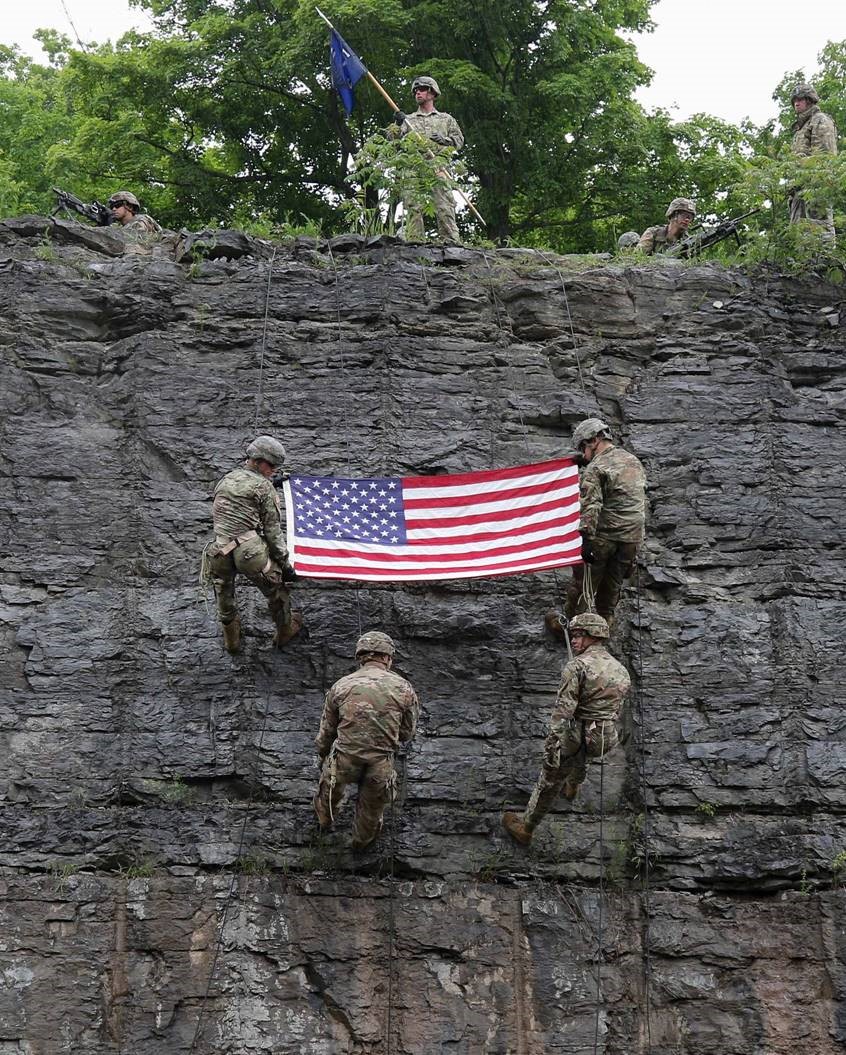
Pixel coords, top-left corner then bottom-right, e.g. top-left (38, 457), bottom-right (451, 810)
top-left (667, 207), bottom-right (761, 259)
top-left (51, 187), bottom-right (114, 227)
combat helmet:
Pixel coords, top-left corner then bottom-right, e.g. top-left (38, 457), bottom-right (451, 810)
top-left (412, 75), bottom-right (441, 97)
top-left (572, 417), bottom-right (612, 450)
top-left (665, 197), bottom-right (696, 219)
top-left (568, 613), bottom-right (610, 639)
top-left (246, 434), bottom-right (286, 466)
top-left (617, 231), bottom-right (640, 249)
top-left (791, 83), bottom-right (819, 104)
top-left (108, 190), bottom-right (140, 209)
top-left (355, 631), bottom-right (396, 657)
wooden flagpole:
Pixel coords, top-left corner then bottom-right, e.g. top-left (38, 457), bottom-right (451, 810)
top-left (316, 7), bottom-right (486, 226)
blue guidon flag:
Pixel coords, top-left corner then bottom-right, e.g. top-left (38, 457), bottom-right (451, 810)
top-left (329, 29), bottom-right (367, 115)
top-left (283, 458), bottom-right (581, 582)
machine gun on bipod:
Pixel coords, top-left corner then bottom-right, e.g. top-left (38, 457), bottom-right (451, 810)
top-left (51, 188), bottom-right (114, 227)
top-left (667, 207), bottom-right (761, 259)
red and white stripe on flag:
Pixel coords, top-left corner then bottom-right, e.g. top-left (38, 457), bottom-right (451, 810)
top-left (284, 457), bottom-right (581, 582)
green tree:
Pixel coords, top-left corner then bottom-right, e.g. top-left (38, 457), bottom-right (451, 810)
top-left (5, 4), bottom-right (840, 256)
top-left (19, 0), bottom-right (665, 242)
top-left (0, 40), bottom-right (75, 214)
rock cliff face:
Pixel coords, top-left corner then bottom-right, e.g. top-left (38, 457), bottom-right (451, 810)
top-left (1, 217), bottom-right (845, 1055)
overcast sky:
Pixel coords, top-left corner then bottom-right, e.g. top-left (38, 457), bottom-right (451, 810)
top-left (4, 0), bottom-right (846, 127)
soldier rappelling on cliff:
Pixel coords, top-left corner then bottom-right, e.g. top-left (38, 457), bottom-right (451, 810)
top-left (547, 418), bottom-right (646, 637)
top-left (202, 435), bottom-right (302, 653)
top-left (503, 612), bottom-right (631, 846)
top-left (314, 631), bottom-right (420, 852)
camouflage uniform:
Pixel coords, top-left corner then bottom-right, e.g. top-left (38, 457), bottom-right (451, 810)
top-left (565, 444), bottom-right (646, 623)
top-left (314, 661), bottom-right (419, 847)
top-left (790, 105), bottom-right (838, 243)
top-left (523, 643), bottom-right (630, 828)
top-left (122, 213), bottom-right (162, 241)
top-left (637, 224), bottom-right (680, 255)
top-left (395, 109), bottom-right (464, 242)
top-left (207, 465), bottom-right (292, 635)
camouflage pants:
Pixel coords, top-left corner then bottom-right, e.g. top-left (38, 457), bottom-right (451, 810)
top-left (789, 193), bottom-right (836, 246)
top-left (403, 179), bottom-right (459, 242)
top-left (314, 750), bottom-right (396, 847)
top-left (565, 538), bottom-right (638, 624)
top-left (523, 719), bottom-right (619, 829)
top-left (208, 535), bottom-right (291, 631)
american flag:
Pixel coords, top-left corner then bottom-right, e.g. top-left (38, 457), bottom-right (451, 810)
top-left (283, 457), bottom-right (581, 582)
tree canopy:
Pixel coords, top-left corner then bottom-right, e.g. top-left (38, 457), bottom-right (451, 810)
top-left (0, 2), bottom-right (843, 255)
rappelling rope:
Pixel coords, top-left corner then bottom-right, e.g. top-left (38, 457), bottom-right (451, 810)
top-left (385, 762), bottom-right (399, 1055)
top-left (529, 248), bottom-right (597, 619)
top-left (528, 249), bottom-right (612, 1050)
top-left (538, 245), bottom-right (651, 1043)
top-left (254, 247), bottom-right (278, 433)
top-left (534, 249), bottom-right (590, 399)
top-left (377, 248), bottom-right (400, 1055)
top-left (479, 251), bottom-right (509, 341)
top-left (189, 680), bottom-right (274, 1052)
top-left (634, 563), bottom-right (653, 1046)
top-left (191, 245), bottom-right (286, 1050)
top-left (579, 565), bottom-right (597, 615)
top-left (325, 239), bottom-right (393, 1043)
top-left (198, 245), bottom-right (278, 618)
top-left (592, 720), bottom-right (606, 1055)
top-left (325, 242), bottom-right (364, 635)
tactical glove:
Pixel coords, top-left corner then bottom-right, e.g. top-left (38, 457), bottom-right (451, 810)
top-left (428, 133), bottom-right (450, 146)
top-left (282, 563), bottom-right (300, 583)
top-left (581, 533), bottom-right (594, 564)
top-left (393, 110), bottom-right (407, 126)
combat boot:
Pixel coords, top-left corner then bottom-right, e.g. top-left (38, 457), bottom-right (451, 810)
top-left (350, 834), bottom-right (377, 853)
top-left (273, 611), bottom-right (303, 648)
top-left (221, 616), bottom-right (241, 654)
top-left (544, 610), bottom-right (568, 641)
top-left (502, 811), bottom-right (534, 847)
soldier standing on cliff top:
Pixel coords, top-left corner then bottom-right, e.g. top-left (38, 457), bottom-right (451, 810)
top-left (789, 83), bottom-right (838, 246)
top-left (503, 613), bottom-right (630, 846)
top-left (547, 418), bottom-right (646, 636)
top-left (389, 76), bottom-right (465, 243)
top-left (204, 435), bottom-right (302, 654)
top-left (314, 631), bottom-right (419, 852)
top-left (637, 198), bottom-right (696, 255)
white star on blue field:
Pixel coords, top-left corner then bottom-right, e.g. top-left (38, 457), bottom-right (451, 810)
top-left (290, 476), bottom-right (407, 545)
